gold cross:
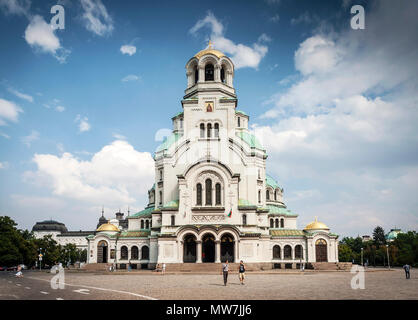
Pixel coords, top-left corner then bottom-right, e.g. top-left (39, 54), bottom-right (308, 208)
top-left (208, 40), bottom-right (213, 49)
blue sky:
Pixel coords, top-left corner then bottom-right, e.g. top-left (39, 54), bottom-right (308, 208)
top-left (0, 0), bottom-right (417, 237)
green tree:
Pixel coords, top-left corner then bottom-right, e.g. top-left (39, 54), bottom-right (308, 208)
top-left (373, 226), bottom-right (386, 246)
top-left (33, 235), bottom-right (61, 267)
top-left (338, 244), bottom-right (354, 262)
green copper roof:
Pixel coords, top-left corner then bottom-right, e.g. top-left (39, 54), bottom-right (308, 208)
top-left (163, 199), bottom-right (179, 209)
top-left (172, 111), bottom-right (183, 119)
top-left (236, 110), bottom-right (248, 117)
top-left (129, 205), bottom-right (154, 218)
top-left (386, 229), bottom-right (403, 240)
top-left (266, 174), bottom-right (280, 189)
top-left (270, 229), bottom-right (307, 237)
top-left (117, 230), bottom-right (150, 238)
top-left (267, 204), bottom-right (298, 216)
top-left (149, 183), bottom-right (155, 191)
top-left (238, 199), bottom-right (254, 206)
top-left (156, 132), bottom-right (181, 152)
top-left (235, 131), bottom-right (265, 151)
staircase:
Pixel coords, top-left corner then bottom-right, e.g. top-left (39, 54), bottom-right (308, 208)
top-left (164, 263), bottom-right (272, 272)
top-left (310, 262), bottom-right (352, 271)
top-left (81, 263), bottom-right (112, 271)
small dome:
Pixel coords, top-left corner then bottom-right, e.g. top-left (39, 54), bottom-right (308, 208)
top-left (32, 220), bottom-right (68, 233)
top-left (96, 222), bottom-right (119, 232)
top-left (304, 217), bottom-right (329, 231)
top-left (194, 41), bottom-right (225, 59)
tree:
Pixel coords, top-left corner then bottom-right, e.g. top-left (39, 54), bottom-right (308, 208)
top-left (338, 244), bottom-right (354, 262)
top-left (373, 226), bottom-right (386, 246)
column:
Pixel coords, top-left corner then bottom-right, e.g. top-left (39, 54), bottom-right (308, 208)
top-left (214, 65), bottom-right (220, 82)
top-left (198, 66), bottom-right (204, 83)
top-left (234, 241), bottom-right (238, 263)
top-left (215, 240), bottom-right (221, 263)
top-left (179, 241), bottom-right (183, 263)
top-left (196, 241), bottom-right (202, 263)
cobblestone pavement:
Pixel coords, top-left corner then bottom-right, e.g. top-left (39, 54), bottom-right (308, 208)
top-left (1, 268), bottom-right (417, 300)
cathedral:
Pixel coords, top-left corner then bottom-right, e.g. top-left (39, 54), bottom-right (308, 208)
top-left (85, 44), bottom-right (339, 269)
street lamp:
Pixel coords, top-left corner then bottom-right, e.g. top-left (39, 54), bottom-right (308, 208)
top-left (361, 247), bottom-right (364, 266)
top-left (386, 244), bottom-right (390, 269)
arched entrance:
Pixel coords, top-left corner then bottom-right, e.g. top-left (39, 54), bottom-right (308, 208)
top-left (183, 234), bottom-right (197, 263)
top-left (220, 234), bottom-right (234, 262)
top-left (315, 239), bottom-right (328, 262)
top-left (97, 240), bottom-right (108, 263)
top-left (202, 234), bottom-right (215, 263)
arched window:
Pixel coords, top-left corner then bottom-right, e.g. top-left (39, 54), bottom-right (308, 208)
top-left (280, 218), bottom-right (284, 228)
top-left (237, 117), bottom-right (241, 127)
top-left (295, 245), bottom-right (303, 259)
top-left (220, 67), bottom-right (225, 83)
top-left (196, 183), bottom-right (202, 205)
top-left (121, 246), bottom-right (128, 260)
top-left (273, 245), bottom-right (281, 259)
top-left (214, 123), bottom-right (219, 137)
top-left (131, 246), bottom-right (139, 260)
top-left (274, 190), bottom-right (277, 201)
top-left (258, 190), bottom-right (261, 203)
top-left (141, 246), bottom-right (149, 260)
top-left (194, 66), bottom-right (199, 84)
top-left (200, 123), bottom-right (205, 138)
top-left (242, 214), bottom-right (247, 225)
top-left (205, 63), bottom-right (214, 81)
top-left (150, 219), bottom-right (152, 228)
top-left (284, 245), bottom-right (292, 259)
top-left (205, 179), bottom-right (212, 205)
top-left (207, 123), bottom-right (212, 138)
top-left (275, 218), bottom-right (279, 228)
top-left (145, 220), bottom-right (149, 229)
top-left (171, 215), bottom-right (175, 226)
top-left (215, 183), bottom-right (221, 205)
top-left (159, 191), bottom-right (162, 205)
top-left (270, 219), bottom-right (274, 228)
top-left (140, 220), bottom-right (144, 229)
top-left (266, 190), bottom-right (270, 200)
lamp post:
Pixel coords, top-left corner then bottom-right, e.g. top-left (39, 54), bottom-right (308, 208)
top-left (386, 244), bottom-right (390, 269)
top-left (361, 247), bottom-right (364, 266)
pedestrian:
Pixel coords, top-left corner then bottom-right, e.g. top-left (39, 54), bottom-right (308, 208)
top-left (162, 263), bottom-right (166, 275)
top-left (221, 260), bottom-right (229, 286)
top-left (403, 264), bottom-right (411, 279)
top-left (15, 265), bottom-right (23, 278)
top-left (239, 260), bottom-right (245, 285)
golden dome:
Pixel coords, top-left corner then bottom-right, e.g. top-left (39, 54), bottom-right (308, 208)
top-left (304, 217), bottom-right (329, 231)
top-left (194, 41), bottom-right (225, 59)
top-left (96, 222), bottom-right (119, 232)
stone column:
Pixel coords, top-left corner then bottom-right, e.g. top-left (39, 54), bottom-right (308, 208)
top-left (186, 70), bottom-right (192, 88)
top-left (214, 64), bottom-right (221, 82)
top-left (198, 66), bottom-right (204, 83)
top-left (234, 241), bottom-right (238, 263)
top-left (196, 240), bottom-right (202, 263)
top-left (215, 240), bottom-right (221, 263)
top-left (179, 241), bottom-right (183, 263)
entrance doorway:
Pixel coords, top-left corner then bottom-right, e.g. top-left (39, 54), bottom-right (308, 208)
top-left (315, 239), bottom-right (328, 262)
top-left (202, 234), bottom-right (215, 262)
top-left (220, 234), bottom-right (234, 262)
top-left (183, 234), bottom-right (197, 263)
top-left (97, 240), bottom-right (108, 263)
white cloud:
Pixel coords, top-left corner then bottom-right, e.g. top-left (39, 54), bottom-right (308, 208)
top-left (80, 0), bottom-right (113, 36)
top-left (0, 0), bottom-right (31, 17)
top-left (0, 98), bottom-right (23, 125)
top-left (24, 140), bottom-right (155, 206)
top-left (189, 11), bottom-right (268, 69)
top-left (121, 74), bottom-right (140, 82)
top-left (269, 14), bottom-right (280, 23)
top-left (257, 0), bottom-right (418, 236)
top-left (7, 87), bottom-right (33, 102)
top-left (112, 133), bottom-right (126, 140)
top-left (75, 114), bottom-right (90, 132)
top-left (258, 33), bottom-right (272, 43)
top-left (21, 130), bottom-right (39, 147)
top-left (0, 132), bottom-right (11, 139)
top-left (120, 44), bottom-right (136, 56)
top-left (55, 105), bottom-right (65, 112)
top-left (24, 14), bottom-right (70, 63)
top-left (0, 161), bottom-right (8, 169)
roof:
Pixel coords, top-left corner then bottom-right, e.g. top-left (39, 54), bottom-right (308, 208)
top-left (32, 220), bottom-right (68, 233)
top-left (236, 110), bottom-right (248, 117)
top-left (172, 111), bottom-right (183, 119)
top-left (386, 229), bottom-right (403, 240)
top-left (195, 48), bottom-right (225, 59)
top-left (266, 174), bottom-right (280, 189)
top-left (162, 199), bottom-right (179, 209)
top-left (270, 229), bottom-right (307, 237)
top-left (304, 217), bottom-right (329, 231)
top-left (117, 230), bottom-right (150, 238)
top-left (267, 204), bottom-right (298, 217)
top-left (156, 132), bottom-right (181, 153)
top-left (96, 222), bottom-right (119, 232)
top-left (235, 131), bottom-right (265, 151)
top-left (129, 205), bottom-right (154, 218)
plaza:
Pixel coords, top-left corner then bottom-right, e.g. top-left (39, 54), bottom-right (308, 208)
top-left (0, 269), bottom-right (416, 300)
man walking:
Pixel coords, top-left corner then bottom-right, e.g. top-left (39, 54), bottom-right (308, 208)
top-left (222, 260), bottom-right (229, 286)
top-left (403, 264), bottom-right (411, 279)
top-left (239, 260), bottom-right (245, 285)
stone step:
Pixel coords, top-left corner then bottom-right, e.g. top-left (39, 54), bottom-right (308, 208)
top-left (81, 263), bottom-right (112, 271)
top-left (164, 263), bottom-right (272, 272)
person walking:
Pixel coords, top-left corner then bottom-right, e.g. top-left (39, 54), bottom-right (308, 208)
top-left (162, 263), bottom-right (166, 275)
top-left (15, 265), bottom-right (23, 278)
top-left (221, 260), bottom-right (229, 286)
top-left (403, 264), bottom-right (411, 279)
top-left (239, 260), bottom-right (245, 285)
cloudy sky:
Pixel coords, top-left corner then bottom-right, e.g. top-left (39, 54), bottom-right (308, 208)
top-left (0, 0), bottom-right (417, 237)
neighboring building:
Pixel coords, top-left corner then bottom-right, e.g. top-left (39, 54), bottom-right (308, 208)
top-left (362, 235), bottom-right (372, 242)
top-left (386, 228), bottom-right (403, 242)
top-left (86, 44), bottom-right (340, 269)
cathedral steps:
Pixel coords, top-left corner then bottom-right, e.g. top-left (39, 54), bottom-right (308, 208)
top-left (310, 262), bottom-right (352, 270)
top-left (81, 263), bottom-right (113, 271)
top-left (164, 263), bottom-right (273, 272)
